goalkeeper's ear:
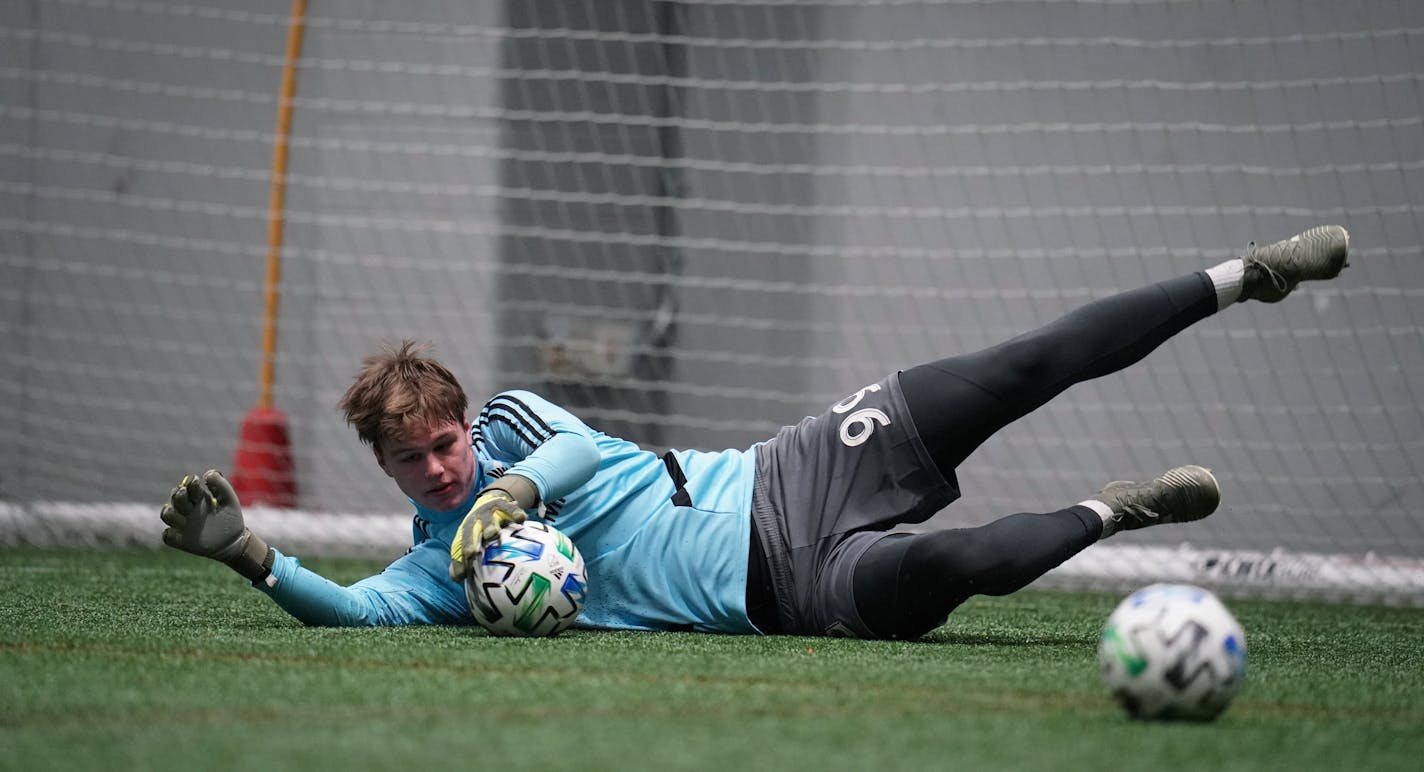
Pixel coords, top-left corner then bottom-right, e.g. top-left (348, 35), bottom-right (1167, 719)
top-left (202, 469), bottom-right (241, 510)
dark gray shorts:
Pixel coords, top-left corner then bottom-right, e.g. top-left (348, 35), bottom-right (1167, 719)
top-left (750, 373), bottom-right (958, 637)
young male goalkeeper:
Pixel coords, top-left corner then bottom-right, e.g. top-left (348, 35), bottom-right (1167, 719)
top-left (161, 226), bottom-right (1349, 639)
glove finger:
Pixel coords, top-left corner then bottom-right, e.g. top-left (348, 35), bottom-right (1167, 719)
top-left (159, 503), bottom-right (186, 529)
top-left (455, 515), bottom-right (480, 564)
top-left (486, 501), bottom-right (525, 527)
top-left (169, 478), bottom-right (193, 514)
top-left (161, 527), bottom-right (182, 549)
top-left (448, 523), bottom-right (465, 564)
top-left (449, 515), bottom-right (479, 583)
top-left (181, 474), bottom-right (208, 510)
top-left (203, 469), bottom-right (240, 510)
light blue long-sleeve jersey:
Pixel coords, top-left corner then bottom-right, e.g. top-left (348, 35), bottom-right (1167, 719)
top-left (257, 390), bottom-right (758, 633)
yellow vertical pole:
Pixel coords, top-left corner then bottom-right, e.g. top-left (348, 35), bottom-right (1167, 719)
top-left (257, 0), bottom-right (308, 410)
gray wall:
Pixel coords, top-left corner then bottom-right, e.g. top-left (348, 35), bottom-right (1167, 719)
top-left (2, 1), bottom-right (1421, 558)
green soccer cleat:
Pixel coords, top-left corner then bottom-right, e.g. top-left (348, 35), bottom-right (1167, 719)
top-left (1096, 465), bottom-right (1221, 538)
top-left (1240, 225), bottom-right (1350, 303)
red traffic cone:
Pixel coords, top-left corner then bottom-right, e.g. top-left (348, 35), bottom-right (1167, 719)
top-left (230, 406), bottom-right (297, 508)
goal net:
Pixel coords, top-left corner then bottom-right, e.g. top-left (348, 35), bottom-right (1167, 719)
top-left (3, 0), bottom-right (1422, 603)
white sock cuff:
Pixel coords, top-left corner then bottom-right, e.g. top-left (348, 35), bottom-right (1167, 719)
top-left (1205, 258), bottom-right (1245, 309)
top-left (1077, 499), bottom-right (1114, 522)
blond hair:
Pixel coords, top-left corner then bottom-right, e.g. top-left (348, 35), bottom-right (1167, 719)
top-left (337, 340), bottom-right (468, 450)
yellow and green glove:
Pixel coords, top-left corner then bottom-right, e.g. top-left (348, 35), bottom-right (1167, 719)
top-left (448, 476), bottom-right (537, 583)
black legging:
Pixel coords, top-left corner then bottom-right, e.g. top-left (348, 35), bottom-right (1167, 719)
top-left (854, 272), bottom-right (1219, 639)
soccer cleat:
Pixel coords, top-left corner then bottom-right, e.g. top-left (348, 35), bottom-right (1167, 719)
top-left (1240, 225), bottom-right (1350, 303)
top-left (1096, 465), bottom-right (1221, 538)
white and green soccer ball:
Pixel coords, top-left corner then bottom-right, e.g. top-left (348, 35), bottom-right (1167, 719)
top-left (464, 521), bottom-right (587, 637)
top-left (1098, 583), bottom-right (1248, 721)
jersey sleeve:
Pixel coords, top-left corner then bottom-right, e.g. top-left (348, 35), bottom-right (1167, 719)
top-left (475, 390), bottom-right (601, 503)
top-left (256, 545), bottom-right (471, 627)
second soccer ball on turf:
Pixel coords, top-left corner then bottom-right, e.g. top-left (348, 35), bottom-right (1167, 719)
top-left (464, 521), bottom-right (588, 637)
top-left (1098, 583), bottom-right (1247, 721)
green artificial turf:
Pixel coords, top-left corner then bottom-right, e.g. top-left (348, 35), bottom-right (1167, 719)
top-left (2, 548), bottom-right (1421, 771)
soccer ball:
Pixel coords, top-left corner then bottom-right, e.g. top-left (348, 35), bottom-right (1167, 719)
top-left (1098, 583), bottom-right (1248, 721)
top-left (463, 520), bottom-right (587, 637)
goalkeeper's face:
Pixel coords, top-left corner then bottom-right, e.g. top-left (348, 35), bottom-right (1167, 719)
top-left (376, 418), bottom-right (478, 513)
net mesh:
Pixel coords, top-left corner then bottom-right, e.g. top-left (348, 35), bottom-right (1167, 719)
top-left (3, 0), bottom-right (1423, 599)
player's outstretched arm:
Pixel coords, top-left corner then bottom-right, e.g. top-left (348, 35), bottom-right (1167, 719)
top-left (159, 469), bottom-right (274, 584)
top-left (160, 470), bottom-right (469, 627)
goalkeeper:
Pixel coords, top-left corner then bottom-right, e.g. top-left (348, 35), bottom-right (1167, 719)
top-left (162, 226), bottom-right (1349, 638)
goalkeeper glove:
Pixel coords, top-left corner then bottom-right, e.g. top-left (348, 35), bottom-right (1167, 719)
top-left (160, 469), bottom-right (274, 583)
top-left (448, 476), bottom-right (535, 583)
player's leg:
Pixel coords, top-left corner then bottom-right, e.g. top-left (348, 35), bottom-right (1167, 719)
top-left (774, 226), bottom-right (1345, 638)
top-left (851, 465), bottom-right (1221, 640)
top-left (900, 272), bottom-right (1214, 474)
top-left (851, 509), bottom-right (1099, 640)
top-left (900, 225), bottom-right (1350, 475)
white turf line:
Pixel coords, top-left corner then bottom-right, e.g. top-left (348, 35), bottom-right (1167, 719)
top-left (3, 502), bottom-right (1422, 606)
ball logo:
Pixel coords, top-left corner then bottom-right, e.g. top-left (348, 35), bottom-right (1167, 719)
top-left (464, 521), bottom-right (587, 637)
